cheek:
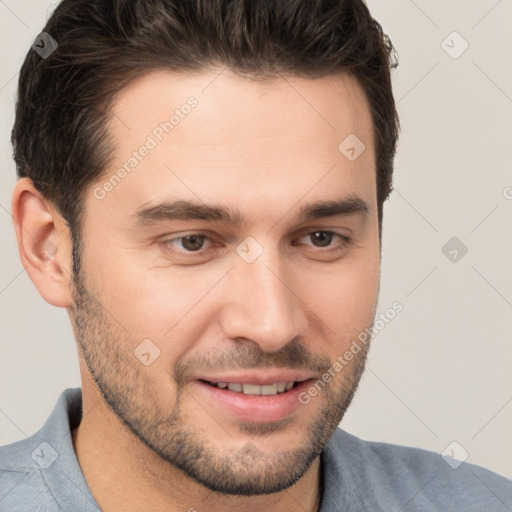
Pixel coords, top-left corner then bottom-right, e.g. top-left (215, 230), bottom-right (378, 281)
top-left (88, 252), bottom-right (223, 346)
top-left (307, 257), bottom-right (379, 344)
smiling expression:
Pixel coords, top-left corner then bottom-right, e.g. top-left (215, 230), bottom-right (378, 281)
top-left (70, 68), bottom-right (381, 495)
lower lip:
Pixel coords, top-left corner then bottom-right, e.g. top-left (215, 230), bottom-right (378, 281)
top-left (193, 380), bottom-right (313, 423)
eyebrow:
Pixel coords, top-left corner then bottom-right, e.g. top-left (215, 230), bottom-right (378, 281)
top-left (133, 195), bottom-right (370, 227)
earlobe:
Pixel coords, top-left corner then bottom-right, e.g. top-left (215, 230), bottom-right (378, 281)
top-left (11, 177), bottom-right (74, 308)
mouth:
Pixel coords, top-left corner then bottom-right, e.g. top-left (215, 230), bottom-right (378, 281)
top-left (193, 374), bottom-right (315, 424)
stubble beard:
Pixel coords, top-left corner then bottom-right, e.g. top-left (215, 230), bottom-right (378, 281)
top-left (70, 263), bottom-right (371, 495)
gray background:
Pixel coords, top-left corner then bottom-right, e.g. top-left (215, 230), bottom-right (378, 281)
top-left (1, 0), bottom-right (511, 478)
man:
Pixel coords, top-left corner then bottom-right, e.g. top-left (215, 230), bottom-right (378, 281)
top-left (1, 0), bottom-right (510, 510)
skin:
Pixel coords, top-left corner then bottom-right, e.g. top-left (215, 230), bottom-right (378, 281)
top-left (12, 68), bottom-right (380, 511)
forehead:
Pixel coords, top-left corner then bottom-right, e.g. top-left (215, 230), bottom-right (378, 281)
top-left (110, 68), bottom-right (373, 147)
top-left (89, 68), bottom-right (376, 225)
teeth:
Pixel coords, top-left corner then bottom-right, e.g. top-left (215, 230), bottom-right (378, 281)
top-left (260, 383), bottom-right (278, 395)
top-left (214, 381), bottom-right (296, 395)
top-left (243, 383), bottom-right (261, 395)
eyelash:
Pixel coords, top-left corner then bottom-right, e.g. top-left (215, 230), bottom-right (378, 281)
top-left (162, 230), bottom-right (351, 256)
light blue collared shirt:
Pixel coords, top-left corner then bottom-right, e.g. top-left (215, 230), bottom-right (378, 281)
top-left (1, 388), bottom-right (511, 511)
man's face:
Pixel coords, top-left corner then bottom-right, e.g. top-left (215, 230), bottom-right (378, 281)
top-left (71, 69), bottom-right (380, 495)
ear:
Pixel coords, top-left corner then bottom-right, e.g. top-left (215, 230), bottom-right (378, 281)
top-left (11, 177), bottom-right (74, 308)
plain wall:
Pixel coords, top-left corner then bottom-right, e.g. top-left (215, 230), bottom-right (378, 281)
top-left (1, 0), bottom-right (511, 478)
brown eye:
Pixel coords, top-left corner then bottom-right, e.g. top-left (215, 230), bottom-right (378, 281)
top-left (309, 231), bottom-right (334, 247)
top-left (164, 233), bottom-right (211, 253)
top-left (175, 234), bottom-right (207, 251)
top-left (297, 231), bottom-right (349, 249)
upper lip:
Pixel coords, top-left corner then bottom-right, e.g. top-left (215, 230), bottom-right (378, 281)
top-left (195, 370), bottom-right (315, 386)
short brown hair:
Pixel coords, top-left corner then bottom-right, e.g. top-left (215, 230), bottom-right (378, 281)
top-left (12, 0), bottom-right (399, 248)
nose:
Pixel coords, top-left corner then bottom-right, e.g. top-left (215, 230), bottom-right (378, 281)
top-left (218, 245), bottom-right (308, 352)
